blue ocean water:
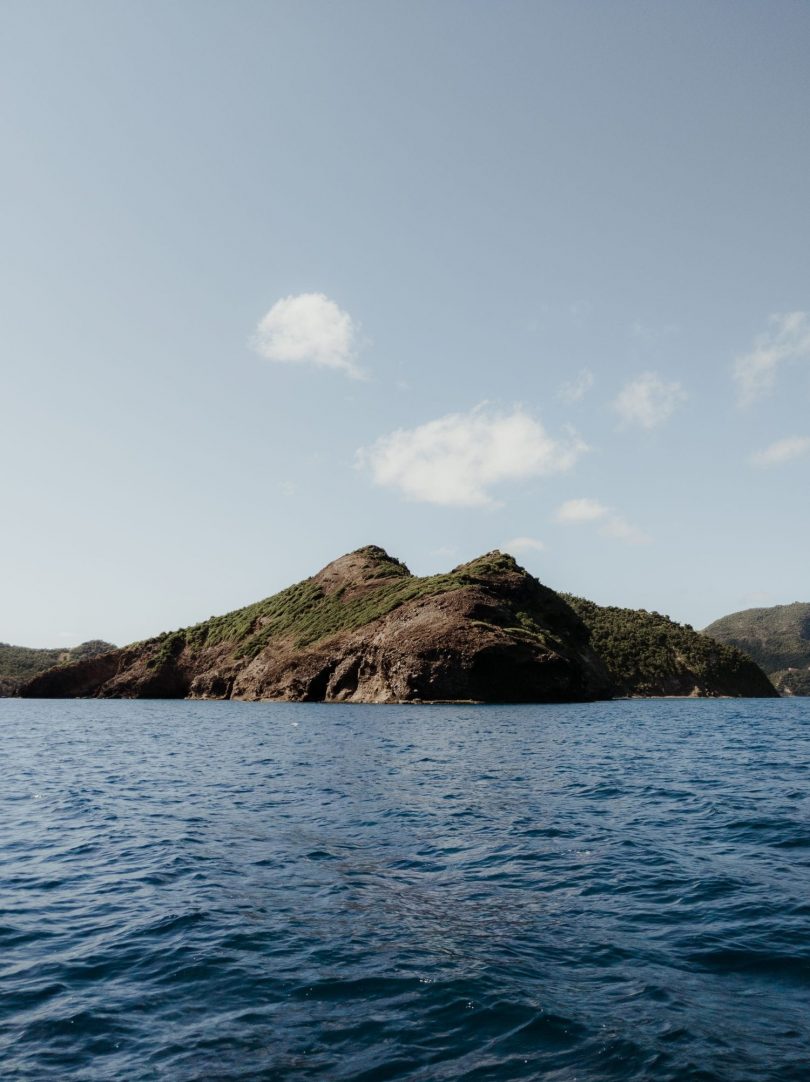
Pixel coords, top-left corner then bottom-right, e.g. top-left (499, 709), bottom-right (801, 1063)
top-left (1, 699), bottom-right (808, 1081)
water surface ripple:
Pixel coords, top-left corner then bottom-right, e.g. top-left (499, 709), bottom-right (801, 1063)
top-left (1, 699), bottom-right (809, 1080)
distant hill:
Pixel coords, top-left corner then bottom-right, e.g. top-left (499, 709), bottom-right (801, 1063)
top-left (17, 546), bottom-right (775, 703)
top-left (704, 603), bottom-right (810, 696)
top-left (769, 669), bottom-right (810, 696)
top-left (0, 640), bottom-right (116, 694)
top-left (563, 596), bottom-right (776, 698)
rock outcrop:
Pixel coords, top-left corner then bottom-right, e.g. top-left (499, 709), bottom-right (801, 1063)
top-left (19, 548), bottom-right (613, 703)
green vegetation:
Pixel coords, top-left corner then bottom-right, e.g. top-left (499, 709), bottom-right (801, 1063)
top-left (0, 644), bottom-right (66, 681)
top-left (360, 548), bottom-right (411, 580)
top-left (0, 640), bottom-right (115, 682)
top-left (144, 548), bottom-right (573, 667)
top-left (704, 603), bottom-right (810, 674)
top-left (67, 639), bottom-right (115, 660)
top-left (770, 668), bottom-right (810, 696)
top-left (563, 595), bottom-right (773, 696)
top-left (146, 554), bottom-right (497, 664)
top-left (229, 573), bottom-right (467, 659)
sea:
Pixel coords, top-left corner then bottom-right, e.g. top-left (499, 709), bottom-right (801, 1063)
top-left (1, 698), bottom-right (808, 1081)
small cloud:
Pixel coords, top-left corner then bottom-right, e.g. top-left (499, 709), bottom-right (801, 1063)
top-left (279, 481), bottom-right (297, 496)
top-left (613, 372), bottom-right (687, 430)
top-left (558, 368), bottom-right (594, 404)
top-left (629, 320), bottom-right (679, 342)
top-left (734, 312), bottom-right (810, 405)
top-left (554, 498), bottom-right (609, 524)
top-left (502, 536), bottom-right (545, 554)
top-left (431, 545), bottom-right (458, 558)
top-left (358, 405), bottom-right (587, 507)
top-left (599, 516), bottom-right (650, 545)
top-left (553, 498), bottom-right (649, 544)
top-left (750, 435), bottom-right (810, 467)
top-left (250, 292), bottom-right (363, 378)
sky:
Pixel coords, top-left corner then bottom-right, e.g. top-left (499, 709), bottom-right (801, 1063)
top-left (2, 0), bottom-right (809, 648)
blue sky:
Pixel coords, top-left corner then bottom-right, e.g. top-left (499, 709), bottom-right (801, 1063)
top-left (2, 1), bottom-right (809, 647)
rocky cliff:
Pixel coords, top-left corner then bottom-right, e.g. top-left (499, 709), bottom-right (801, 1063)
top-left (18, 548), bottom-right (613, 703)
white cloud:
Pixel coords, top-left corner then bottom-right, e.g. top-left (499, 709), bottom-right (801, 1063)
top-left (554, 498), bottom-right (609, 524)
top-left (629, 320), bottom-right (679, 342)
top-left (734, 312), bottom-right (810, 405)
top-left (502, 536), bottom-right (545, 554)
top-left (358, 406), bottom-right (587, 507)
top-left (750, 435), bottom-right (810, 467)
top-left (599, 516), bottom-right (650, 545)
top-left (553, 498), bottom-right (649, 544)
top-left (558, 367), bottom-right (594, 404)
top-left (251, 292), bottom-right (363, 378)
top-left (613, 371), bottom-right (687, 430)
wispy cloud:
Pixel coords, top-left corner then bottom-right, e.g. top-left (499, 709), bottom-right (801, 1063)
top-left (750, 435), bottom-right (810, 467)
top-left (613, 372), bottom-right (687, 430)
top-left (502, 536), bottom-right (545, 554)
top-left (558, 367), bottom-right (594, 404)
top-left (251, 292), bottom-right (363, 378)
top-left (629, 320), bottom-right (679, 342)
top-left (358, 406), bottom-right (587, 507)
top-left (553, 498), bottom-right (609, 524)
top-left (553, 498), bottom-right (649, 544)
top-left (598, 516), bottom-right (650, 544)
top-left (734, 312), bottom-right (810, 405)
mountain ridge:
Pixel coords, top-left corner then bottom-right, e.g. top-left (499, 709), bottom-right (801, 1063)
top-left (16, 547), bottom-right (777, 703)
top-left (18, 547), bottom-right (613, 703)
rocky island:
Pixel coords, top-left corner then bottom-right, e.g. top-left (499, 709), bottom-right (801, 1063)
top-left (16, 546), bottom-right (775, 702)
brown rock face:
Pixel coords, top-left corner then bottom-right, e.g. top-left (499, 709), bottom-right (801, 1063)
top-left (19, 547), bottom-right (614, 703)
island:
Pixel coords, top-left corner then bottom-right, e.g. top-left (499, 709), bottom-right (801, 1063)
top-left (15, 546), bottom-right (775, 702)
